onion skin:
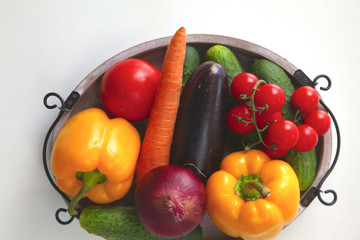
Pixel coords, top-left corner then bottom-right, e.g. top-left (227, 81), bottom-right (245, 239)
top-left (135, 165), bottom-right (206, 238)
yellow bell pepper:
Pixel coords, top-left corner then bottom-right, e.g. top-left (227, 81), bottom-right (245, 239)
top-left (51, 108), bottom-right (141, 215)
top-left (206, 149), bottom-right (300, 240)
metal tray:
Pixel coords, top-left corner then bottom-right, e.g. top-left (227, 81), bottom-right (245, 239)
top-left (42, 34), bottom-right (340, 239)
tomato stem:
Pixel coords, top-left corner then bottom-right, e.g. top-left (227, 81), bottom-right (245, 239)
top-left (254, 104), bottom-right (268, 112)
top-left (232, 114), bottom-right (253, 124)
top-left (293, 107), bottom-right (303, 125)
top-left (248, 80), bottom-right (269, 149)
top-left (239, 94), bottom-right (251, 101)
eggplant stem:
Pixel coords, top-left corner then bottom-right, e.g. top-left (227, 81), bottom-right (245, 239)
top-left (182, 163), bottom-right (206, 179)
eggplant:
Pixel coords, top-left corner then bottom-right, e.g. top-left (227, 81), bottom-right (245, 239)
top-left (170, 61), bottom-right (228, 183)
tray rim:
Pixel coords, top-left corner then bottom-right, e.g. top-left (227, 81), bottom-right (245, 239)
top-left (46, 34), bottom-right (333, 237)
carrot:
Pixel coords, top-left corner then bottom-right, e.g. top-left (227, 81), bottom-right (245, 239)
top-left (135, 27), bottom-right (187, 185)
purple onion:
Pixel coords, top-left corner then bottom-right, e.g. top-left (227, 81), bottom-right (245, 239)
top-left (135, 165), bottom-right (206, 238)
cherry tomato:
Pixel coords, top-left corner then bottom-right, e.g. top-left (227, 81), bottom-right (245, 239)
top-left (231, 72), bottom-right (259, 102)
top-left (267, 119), bottom-right (299, 150)
top-left (291, 86), bottom-right (319, 113)
top-left (227, 104), bottom-right (255, 134)
top-left (262, 135), bottom-right (289, 158)
top-left (304, 109), bottom-right (331, 136)
top-left (99, 59), bottom-right (161, 122)
top-left (255, 110), bottom-right (283, 131)
top-left (254, 83), bottom-right (285, 113)
top-left (293, 124), bottom-right (318, 152)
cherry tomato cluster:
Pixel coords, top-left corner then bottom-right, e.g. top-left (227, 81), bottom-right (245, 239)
top-left (289, 86), bottom-right (331, 152)
top-left (227, 72), bottom-right (331, 158)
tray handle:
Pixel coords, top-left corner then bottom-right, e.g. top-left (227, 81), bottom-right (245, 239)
top-left (42, 91), bottom-right (80, 224)
top-left (294, 70), bottom-right (340, 207)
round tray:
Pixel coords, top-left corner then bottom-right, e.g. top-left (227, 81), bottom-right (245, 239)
top-left (43, 34), bottom-right (338, 239)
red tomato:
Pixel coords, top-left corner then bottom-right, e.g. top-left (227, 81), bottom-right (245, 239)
top-left (304, 109), bottom-right (331, 136)
top-left (227, 104), bottom-right (255, 134)
top-left (267, 119), bottom-right (299, 150)
top-left (99, 59), bottom-right (161, 122)
top-left (293, 124), bottom-right (318, 152)
top-left (262, 135), bottom-right (288, 158)
top-left (231, 72), bottom-right (259, 102)
top-left (291, 86), bottom-right (319, 113)
top-left (254, 83), bottom-right (285, 113)
top-left (255, 110), bottom-right (283, 131)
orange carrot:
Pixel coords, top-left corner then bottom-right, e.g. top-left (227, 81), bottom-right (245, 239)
top-left (135, 27), bottom-right (187, 185)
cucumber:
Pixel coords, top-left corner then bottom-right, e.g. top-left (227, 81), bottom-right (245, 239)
top-left (79, 205), bottom-right (202, 240)
top-left (250, 59), bottom-right (296, 121)
top-left (226, 127), bottom-right (263, 151)
top-left (170, 61), bottom-right (228, 182)
top-left (183, 45), bottom-right (200, 88)
top-left (284, 148), bottom-right (317, 191)
top-left (205, 45), bottom-right (244, 105)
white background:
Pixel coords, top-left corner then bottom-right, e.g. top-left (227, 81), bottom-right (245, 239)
top-left (1, 0), bottom-right (359, 239)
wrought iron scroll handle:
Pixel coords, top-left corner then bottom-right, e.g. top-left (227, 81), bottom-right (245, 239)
top-left (55, 208), bottom-right (76, 225)
top-left (43, 92), bottom-right (65, 110)
top-left (294, 70), bottom-right (339, 207)
top-left (43, 91), bottom-right (80, 224)
top-left (312, 74), bottom-right (332, 91)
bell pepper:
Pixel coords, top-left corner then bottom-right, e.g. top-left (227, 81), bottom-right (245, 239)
top-left (206, 149), bottom-right (300, 240)
top-left (51, 108), bottom-right (141, 215)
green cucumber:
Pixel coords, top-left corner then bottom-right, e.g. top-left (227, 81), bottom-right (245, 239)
top-left (284, 148), bottom-right (317, 191)
top-left (205, 45), bottom-right (244, 104)
top-left (205, 45), bottom-right (244, 82)
top-left (250, 59), bottom-right (296, 120)
top-left (227, 128), bottom-right (263, 151)
top-left (183, 45), bottom-right (200, 88)
top-left (79, 205), bottom-right (202, 240)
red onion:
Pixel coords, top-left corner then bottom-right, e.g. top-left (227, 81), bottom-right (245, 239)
top-left (135, 165), bottom-right (206, 238)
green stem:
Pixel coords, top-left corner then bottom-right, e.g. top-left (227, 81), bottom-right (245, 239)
top-left (293, 107), bottom-right (302, 125)
top-left (235, 174), bottom-right (271, 201)
top-left (246, 80), bottom-right (270, 150)
top-left (247, 181), bottom-right (271, 198)
top-left (239, 94), bottom-right (251, 101)
top-left (68, 170), bottom-right (106, 215)
top-left (233, 114), bottom-right (253, 124)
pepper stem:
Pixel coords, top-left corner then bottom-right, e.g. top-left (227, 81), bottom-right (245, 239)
top-left (68, 170), bottom-right (106, 215)
top-left (235, 174), bottom-right (271, 201)
top-left (247, 181), bottom-right (271, 199)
